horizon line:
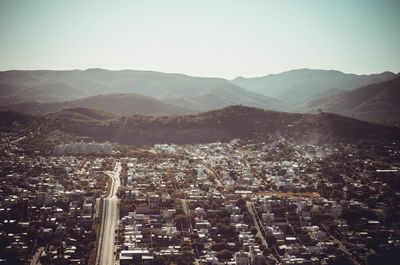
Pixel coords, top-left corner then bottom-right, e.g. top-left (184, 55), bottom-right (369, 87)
top-left (0, 67), bottom-right (398, 80)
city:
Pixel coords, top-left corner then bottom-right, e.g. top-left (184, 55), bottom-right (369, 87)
top-left (1, 130), bottom-right (399, 264)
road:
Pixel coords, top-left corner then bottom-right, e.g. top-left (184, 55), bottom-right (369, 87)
top-left (321, 223), bottom-right (360, 265)
top-left (98, 162), bottom-right (121, 265)
top-left (246, 201), bottom-right (280, 263)
top-left (181, 198), bottom-right (193, 232)
top-left (246, 201), bottom-right (269, 249)
top-left (181, 198), bottom-right (200, 265)
top-left (30, 247), bottom-right (44, 265)
top-left (10, 135), bottom-right (27, 144)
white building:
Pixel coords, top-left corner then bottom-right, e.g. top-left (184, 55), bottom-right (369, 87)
top-left (54, 141), bottom-right (113, 154)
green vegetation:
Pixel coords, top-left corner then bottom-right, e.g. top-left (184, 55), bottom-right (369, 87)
top-left (2, 105), bottom-right (400, 154)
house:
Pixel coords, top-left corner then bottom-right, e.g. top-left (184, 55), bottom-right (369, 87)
top-left (162, 209), bottom-right (176, 220)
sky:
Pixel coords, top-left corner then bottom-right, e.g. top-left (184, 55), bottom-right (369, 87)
top-left (0, 0), bottom-right (399, 79)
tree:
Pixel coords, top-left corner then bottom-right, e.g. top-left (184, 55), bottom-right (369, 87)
top-left (191, 241), bottom-right (204, 255)
top-left (327, 253), bottom-right (350, 265)
top-left (153, 256), bottom-right (166, 265)
top-left (236, 198), bottom-right (246, 207)
top-left (4, 249), bottom-right (23, 265)
top-left (176, 251), bottom-right (194, 265)
top-left (216, 223), bottom-right (238, 241)
top-left (278, 169), bottom-right (287, 176)
top-left (217, 249), bottom-right (233, 261)
top-left (174, 214), bottom-right (189, 230)
top-left (330, 189), bottom-right (343, 200)
top-left (212, 242), bottom-right (229, 252)
top-left (311, 209), bottom-right (328, 224)
top-left (120, 199), bottom-right (136, 217)
top-left (117, 186), bottom-right (127, 198)
top-left (265, 232), bottom-right (277, 247)
top-left (329, 174), bottom-right (343, 183)
top-left (250, 226), bottom-right (257, 235)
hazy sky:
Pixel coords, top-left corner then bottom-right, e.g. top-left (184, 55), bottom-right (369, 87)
top-left (1, 0), bottom-right (399, 79)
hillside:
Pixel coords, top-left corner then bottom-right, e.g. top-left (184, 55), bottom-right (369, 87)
top-left (231, 69), bottom-right (397, 107)
top-left (3, 106), bottom-right (399, 150)
top-left (0, 69), bottom-right (286, 111)
top-left (0, 93), bottom-right (194, 116)
top-left (299, 76), bottom-right (400, 127)
top-left (0, 111), bottom-right (39, 132)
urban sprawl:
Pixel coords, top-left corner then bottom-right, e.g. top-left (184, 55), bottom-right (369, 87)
top-left (1, 132), bottom-right (399, 265)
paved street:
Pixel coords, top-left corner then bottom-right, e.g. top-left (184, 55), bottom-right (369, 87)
top-left (30, 247), bottom-right (44, 265)
top-left (99, 162), bottom-right (121, 265)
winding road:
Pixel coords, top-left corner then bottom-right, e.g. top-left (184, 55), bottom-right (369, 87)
top-left (97, 162), bottom-right (121, 265)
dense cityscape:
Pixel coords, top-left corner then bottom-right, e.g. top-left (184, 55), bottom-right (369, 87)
top-left (1, 128), bottom-right (399, 265)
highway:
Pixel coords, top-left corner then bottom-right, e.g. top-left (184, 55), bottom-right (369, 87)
top-left (97, 162), bottom-right (121, 265)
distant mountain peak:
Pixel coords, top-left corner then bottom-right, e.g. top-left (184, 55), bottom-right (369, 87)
top-left (298, 76), bottom-right (400, 127)
top-left (0, 69), bottom-right (286, 112)
top-left (231, 69), bottom-right (397, 108)
top-left (84, 68), bottom-right (109, 72)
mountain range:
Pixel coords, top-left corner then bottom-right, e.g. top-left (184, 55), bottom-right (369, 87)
top-left (299, 76), bottom-right (400, 127)
top-left (1, 68), bottom-right (399, 127)
top-left (0, 69), bottom-right (285, 111)
top-left (231, 69), bottom-right (397, 107)
top-left (0, 93), bottom-right (193, 116)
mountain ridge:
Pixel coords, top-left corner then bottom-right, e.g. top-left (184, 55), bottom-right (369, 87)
top-left (231, 68), bottom-right (397, 107)
top-left (4, 105), bottom-right (399, 151)
top-left (0, 69), bottom-right (286, 111)
top-left (0, 93), bottom-right (195, 116)
top-left (298, 76), bottom-right (400, 127)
